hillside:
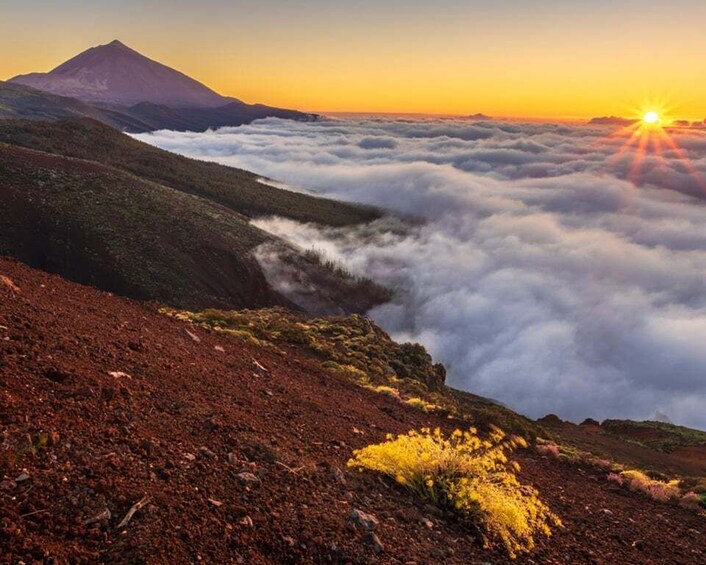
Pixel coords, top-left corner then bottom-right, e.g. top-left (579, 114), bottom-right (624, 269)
top-left (6, 40), bottom-right (316, 132)
top-left (0, 81), bottom-right (120, 124)
top-left (0, 118), bottom-right (381, 227)
top-left (0, 142), bottom-right (285, 310)
top-left (106, 100), bottom-right (316, 133)
top-left (0, 129), bottom-right (385, 312)
top-left (1, 258), bottom-right (704, 564)
top-left (0, 80), bottom-right (314, 134)
top-left (541, 416), bottom-right (706, 478)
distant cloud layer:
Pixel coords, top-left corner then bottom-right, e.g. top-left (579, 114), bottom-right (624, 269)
top-left (136, 118), bottom-right (706, 429)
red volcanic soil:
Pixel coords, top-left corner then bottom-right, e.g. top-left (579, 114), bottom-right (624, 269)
top-left (1, 257), bottom-right (704, 564)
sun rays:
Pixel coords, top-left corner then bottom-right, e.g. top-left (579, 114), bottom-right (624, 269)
top-left (603, 100), bottom-right (706, 194)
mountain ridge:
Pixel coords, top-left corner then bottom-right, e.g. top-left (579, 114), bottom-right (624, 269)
top-left (9, 39), bottom-right (230, 108)
top-left (4, 41), bottom-right (317, 132)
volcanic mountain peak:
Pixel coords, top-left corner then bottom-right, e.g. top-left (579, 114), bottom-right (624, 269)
top-left (9, 39), bottom-right (231, 108)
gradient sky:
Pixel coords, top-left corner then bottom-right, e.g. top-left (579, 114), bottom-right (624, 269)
top-left (2, 0), bottom-right (706, 118)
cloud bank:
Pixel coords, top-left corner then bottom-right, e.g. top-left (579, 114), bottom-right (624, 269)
top-left (136, 118), bottom-right (706, 429)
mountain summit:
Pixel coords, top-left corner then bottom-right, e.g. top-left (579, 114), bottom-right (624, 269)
top-left (9, 40), bottom-right (230, 108)
top-left (4, 40), bottom-right (316, 131)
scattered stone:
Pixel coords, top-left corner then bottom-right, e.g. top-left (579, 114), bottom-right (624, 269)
top-left (0, 275), bottom-right (20, 293)
top-left (421, 517), bottom-right (434, 529)
top-left (362, 532), bottom-right (384, 554)
top-left (208, 498), bottom-right (223, 508)
top-left (198, 447), bottom-right (217, 459)
top-left (238, 515), bottom-right (254, 527)
top-left (207, 416), bottom-right (223, 430)
top-left (348, 508), bottom-right (379, 532)
top-left (15, 472), bottom-right (30, 483)
top-left (430, 547), bottom-right (447, 560)
top-left (332, 467), bottom-right (347, 485)
top-left (183, 453), bottom-right (196, 462)
top-left (184, 329), bottom-right (201, 343)
top-left (214, 345), bottom-right (225, 353)
top-left (108, 371), bottom-right (132, 379)
top-left (282, 535), bottom-right (296, 547)
top-left (141, 440), bottom-right (156, 454)
top-left (226, 452), bottom-right (238, 465)
top-left (252, 359), bottom-right (269, 373)
top-left (235, 472), bottom-right (260, 486)
top-left (43, 367), bottom-right (71, 383)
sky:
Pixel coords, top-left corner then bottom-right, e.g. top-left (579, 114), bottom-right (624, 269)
top-left (136, 117), bottom-right (706, 428)
top-left (2, 0), bottom-right (706, 119)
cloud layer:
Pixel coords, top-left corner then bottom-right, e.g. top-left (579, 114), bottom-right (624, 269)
top-left (136, 118), bottom-right (706, 428)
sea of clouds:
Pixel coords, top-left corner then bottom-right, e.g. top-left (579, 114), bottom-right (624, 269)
top-left (136, 117), bottom-right (706, 429)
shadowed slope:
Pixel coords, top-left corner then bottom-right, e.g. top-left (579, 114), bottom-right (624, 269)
top-left (0, 118), bottom-right (381, 226)
top-left (0, 122), bottom-right (388, 312)
top-left (0, 142), bottom-right (287, 310)
top-left (0, 81), bottom-right (120, 123)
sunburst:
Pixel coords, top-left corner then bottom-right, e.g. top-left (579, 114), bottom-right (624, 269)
top-left (602, 99), bottom-right (706, 194)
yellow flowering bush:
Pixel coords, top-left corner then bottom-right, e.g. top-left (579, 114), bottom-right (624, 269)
top-left (405, 397), bottom-right (441, 413)
top-left (348, 427), bottom-right (561, 558)
top-left (372, 385), bottom-right (400, 398)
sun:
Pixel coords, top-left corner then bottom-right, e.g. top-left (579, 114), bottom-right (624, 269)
top-left (642, 111), bottom-right (660, 125)
top-left (600, 99), bottom-right (706, 194)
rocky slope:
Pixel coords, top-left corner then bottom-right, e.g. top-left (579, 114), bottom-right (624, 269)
top-left (1, 258), bottom-right (704, 564)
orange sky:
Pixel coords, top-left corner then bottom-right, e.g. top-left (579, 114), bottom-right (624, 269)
top-left (2, 0), bottom-right (706, 119)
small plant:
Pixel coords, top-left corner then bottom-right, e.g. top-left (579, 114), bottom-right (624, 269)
top-left (587, 457), bottom-right (613, 471)
top-left (536, 443), bottom-right (560, 458)
top-left (679, 492), bottom-right (703, 510)
top-left (619, 470), bottom-right (680, 503)
top-left (348, 427), bottom-right (561, 558)
top-left (372, 385), bottom-right (400, 398)
top-left (405, 397), bottom-right (440, 413)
